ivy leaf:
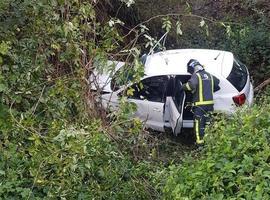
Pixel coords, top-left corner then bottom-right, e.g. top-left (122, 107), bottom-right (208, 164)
top-left (176, 21), bottom-right (183, 35)
top-left (226, 25), bottom-right (232, 37)
top-left (162, 17), bottom-right (172, 32)
top-left (220, 22), bottom-right (226, 28)
top-left (0, 41), bottom-right (11, 55)
top-left (0, 170), bottom-right (5, 176)
top-left (139, 24), bottom-right (149, 33)
top-left (200, 19), bottom-right (205, 27)
top-left (205, 24), bottom-right (209, 36)
top-left (185, 2), bottom-right (192, 14)
top-left (127, 88), bottom-right (135, 96)
top-left (262, 171), bottom-right (270, 179)
top-left (121, 0), bottom-right (135, 7)
top-left (0, 83), bottom-right (7, 92)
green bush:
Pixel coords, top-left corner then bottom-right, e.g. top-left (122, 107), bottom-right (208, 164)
top-left (0, 121), bottom-right (157, 199)
top-left (223, 22), bottom-right (270, 85)
top-left (0, 1), bottom-right (158, 199)
top-left (163, 94), bottom-right (270, 199)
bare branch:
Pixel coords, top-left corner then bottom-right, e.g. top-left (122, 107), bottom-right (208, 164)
top-left (120, 13), bottom-right (243, 41)
top-left (254, 78), bottom-right (270, 92)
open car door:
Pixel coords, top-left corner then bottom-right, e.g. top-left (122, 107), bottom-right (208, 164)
top-left (164, 81), bottom-right (186, 136)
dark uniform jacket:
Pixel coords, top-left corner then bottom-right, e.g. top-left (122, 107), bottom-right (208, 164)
top-left (182, 70), bottom-right (220, 106)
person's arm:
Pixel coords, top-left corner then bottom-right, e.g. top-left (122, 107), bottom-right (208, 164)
top-left (182, 74), bottom-right (198, 93)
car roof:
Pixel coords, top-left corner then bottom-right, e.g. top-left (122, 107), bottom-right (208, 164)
top-left (144, 49), bottom-right (234, 78)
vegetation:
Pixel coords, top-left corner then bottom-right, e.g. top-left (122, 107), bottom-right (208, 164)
top-left (163, 89), bottom-right (270, 199)
top-left (0, 0), bottom-right (270, 199)
top-left (0, 0), bottom-right (155, 198)
top-left (133, 0), bottom-right (270, 85)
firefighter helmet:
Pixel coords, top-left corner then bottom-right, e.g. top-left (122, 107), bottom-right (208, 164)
top-left (187, 59), bottom-right (201, 74)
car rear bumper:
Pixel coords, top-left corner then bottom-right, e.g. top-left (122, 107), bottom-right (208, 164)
top-left (246, 82), bottom-right (254, 106)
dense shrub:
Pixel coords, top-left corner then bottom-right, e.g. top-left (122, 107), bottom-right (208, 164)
top-left (0, 1), bottom-right (157, 199)
top-left (163, 90), bottom-right (270, 199)
top-left (223, 21), bottom-right (270, 85)
top-left (0, 121), bottom-right (157, 199)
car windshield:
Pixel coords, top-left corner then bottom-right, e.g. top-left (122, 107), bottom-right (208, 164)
top-left (227, 58), bottom-right (248, 92)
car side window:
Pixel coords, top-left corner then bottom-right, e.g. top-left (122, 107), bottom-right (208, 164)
top-left (126, 76), bottom-right (168, 102)
top-left (173, 79), bottom-right (185, 112)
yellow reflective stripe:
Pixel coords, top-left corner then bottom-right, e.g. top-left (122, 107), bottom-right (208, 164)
top-left (195, 119), bottom-right (204, 144)
top-left (186, 82), bottom-right (192, 91)
top-left (195, 100), bottom-right (214, 106)
top-left (210, 75), bottom-right (214, 94)
top-left (195, 119), bottom-right (199, 141)
top-left (197, 139), bottom-right (204, 144)
top-left (196, 73), bottom-right (203, 102)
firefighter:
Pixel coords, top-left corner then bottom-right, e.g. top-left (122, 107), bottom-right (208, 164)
top-left (182, 59), bottom-right (220, 144)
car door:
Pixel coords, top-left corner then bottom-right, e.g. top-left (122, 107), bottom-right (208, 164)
top-left (164, 80), bottom-right (186, 136)
top-left (125, 76), bottom-right (169, 132)
top-left (117, 84), bottom-right (149, 122)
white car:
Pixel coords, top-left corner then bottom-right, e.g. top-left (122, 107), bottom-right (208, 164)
top-left (92, 49), bottom-right (254, 135)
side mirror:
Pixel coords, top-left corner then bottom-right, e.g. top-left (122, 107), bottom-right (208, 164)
top-left (140, 54), bottom-right (147, 64)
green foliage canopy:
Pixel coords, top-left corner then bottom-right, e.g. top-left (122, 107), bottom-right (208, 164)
top-left (0, 1), bottom-right (157, 199)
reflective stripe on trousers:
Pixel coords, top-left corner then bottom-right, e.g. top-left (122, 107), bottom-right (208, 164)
top-left (186, 82), bottom-right (192, 91)
top-left (195, 119), bottom-right (204, 144)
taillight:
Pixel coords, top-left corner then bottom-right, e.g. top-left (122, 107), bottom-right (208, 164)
top-left (233, 93), bottom-right (246, 106)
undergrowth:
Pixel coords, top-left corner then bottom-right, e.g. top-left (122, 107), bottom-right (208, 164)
top-left (162, 87), bottom-right (270, 199)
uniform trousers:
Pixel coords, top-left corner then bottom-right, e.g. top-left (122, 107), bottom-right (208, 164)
top-left (192, 104), bottom-right (214, 144)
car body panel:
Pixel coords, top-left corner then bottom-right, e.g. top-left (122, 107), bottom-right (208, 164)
top-left (101, 91), bottom-right (166, 131)
top-left (128, 99), bottom-right (150, 123)
top-left (145, 101), bottom-right (165, 132)
top-left (91, 61), bottom-right (125, 92)
top-left (247, 82), bottom-right (254, 106)
top-left (101, 92), bottom-right (119, 110)
top-left (164, 97), bottom-right (182, 135)
top-left (221, 52), bottom-right (234, 78)
top-left (144, 49), bottom-right (229, 77)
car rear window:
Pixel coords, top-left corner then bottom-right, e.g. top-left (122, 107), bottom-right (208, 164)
top-left (227, 58), bottom-right (248, 92)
